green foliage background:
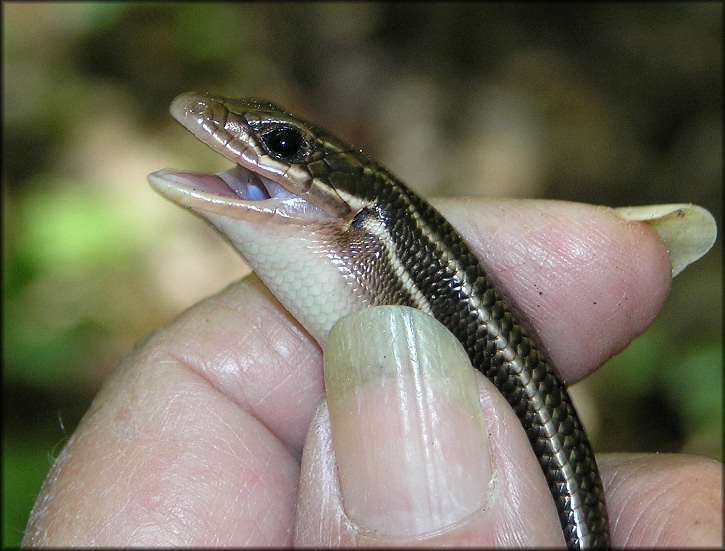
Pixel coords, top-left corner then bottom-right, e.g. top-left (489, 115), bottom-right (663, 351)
top-left (3, 3), bottom-right (722, 546)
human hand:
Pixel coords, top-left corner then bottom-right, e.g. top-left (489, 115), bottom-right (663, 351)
top-left (22, 199), bottom-right (721, 546)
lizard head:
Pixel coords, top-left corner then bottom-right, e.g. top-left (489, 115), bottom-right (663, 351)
top-left (148, 92), bottom-right (366, 224)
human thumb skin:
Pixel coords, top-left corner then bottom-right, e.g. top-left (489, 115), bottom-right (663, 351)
top-left (294, 306), bottom-right (564, 546)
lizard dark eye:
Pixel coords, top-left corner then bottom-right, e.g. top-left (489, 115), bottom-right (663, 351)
top-left (260, 126), bottom-right (307, 161)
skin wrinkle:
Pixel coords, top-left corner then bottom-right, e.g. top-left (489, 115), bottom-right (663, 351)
top-left (161, 277), bottom-right (321, 450)
top-left (602, 458), bottom-right (635, 542)
top-left (525, 217), bottom-right (601, 289)
top-left (82, 418), bottom-right (191, 543)
top-left (461, 204), bottom-right (556, 298)
top-left (603, 238), bottom-right (659, 357)
top-left (210, 485), bottom-right (253, 545)
top-left (642, 483), bottom-right (677, 541)
top-left (98, 342), bottom-right (297, 546)
top-left (644, 471), bottom-right (704, 545)
top-left (598, 454), bottom-right (722, 545)
top-left (202, 414), bottom-right (291, 541)
top-left (146, 484), bottom-right (199, 544)
top-left (130, 406), bottom-right (216, 503)
top-left (624, 484), bottom-right (657, 544)
top-left (240, 311), bottom-right (323, 445)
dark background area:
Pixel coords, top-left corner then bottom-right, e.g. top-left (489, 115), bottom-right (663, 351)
top-left (3, 3), bottom-right (721, 546)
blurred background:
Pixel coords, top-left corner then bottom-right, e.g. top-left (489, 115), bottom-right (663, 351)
top-left (3, 3), bottom-right (721, 545)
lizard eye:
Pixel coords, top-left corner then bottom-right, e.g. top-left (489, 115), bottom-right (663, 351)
top-left (260, 126), bottom-right (307, 162)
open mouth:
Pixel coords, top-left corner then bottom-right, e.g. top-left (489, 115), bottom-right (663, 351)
top-left (148, 164), bottom-right (334, 222)
top-left (161, 165), bottom-right (299, 202)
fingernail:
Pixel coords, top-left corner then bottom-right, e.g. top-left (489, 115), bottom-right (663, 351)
top-left (615, 204), bottom-right (717, 277)
top-left (323, 306), bottom-right (490, 537)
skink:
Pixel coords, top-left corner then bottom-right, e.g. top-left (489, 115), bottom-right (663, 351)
top-left (148, 92), bottom-right (610, 548)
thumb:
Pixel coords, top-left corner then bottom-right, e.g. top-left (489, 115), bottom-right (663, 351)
top-left (295, 306), bottom-right (564, 546)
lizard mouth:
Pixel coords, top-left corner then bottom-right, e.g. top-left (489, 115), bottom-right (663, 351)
top-left (148, 164), bottom-right (333, 222)
top-left (178, 165), bottom-right (287, 201)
